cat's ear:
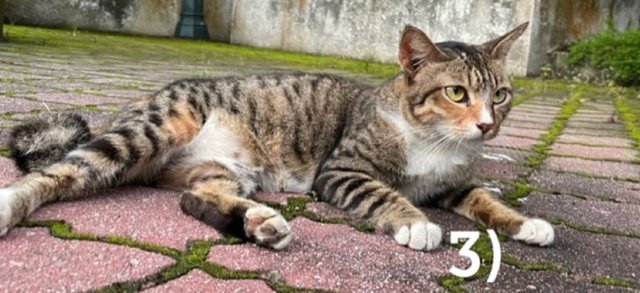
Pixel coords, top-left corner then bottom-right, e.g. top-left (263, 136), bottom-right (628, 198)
top-left (398, 25), bottom-right (450, 80)
top-left (482, 22), bottom-right (529, 60)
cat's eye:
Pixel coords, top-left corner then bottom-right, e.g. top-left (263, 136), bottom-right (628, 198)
top-left (444, 86), bottom-right (467, 103)
top-left (493, 88), bottom-right (509, 104)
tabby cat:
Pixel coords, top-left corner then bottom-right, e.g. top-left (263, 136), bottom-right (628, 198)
top-left (0, 23), bottom-right (553, 251)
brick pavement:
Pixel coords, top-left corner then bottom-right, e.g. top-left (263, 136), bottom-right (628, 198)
top-left (1, 26), bottom-right (639, 292)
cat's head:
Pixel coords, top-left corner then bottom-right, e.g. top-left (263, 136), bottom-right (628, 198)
top-left (396, 23), bottom-right (528, 142)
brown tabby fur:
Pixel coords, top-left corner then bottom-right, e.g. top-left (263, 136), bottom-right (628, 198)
top-left (0, 23), bottom-right (554, 250)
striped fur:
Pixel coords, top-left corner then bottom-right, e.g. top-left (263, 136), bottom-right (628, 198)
top-left (0, 23), bottom-right (553, 250)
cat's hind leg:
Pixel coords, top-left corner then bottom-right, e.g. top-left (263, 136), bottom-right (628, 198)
top-left (0, 84), bottom-right (211, 236)
top-left (165, 160), bottom-right (293, 250)
top-left (443, 187), bottom-right (554, 246)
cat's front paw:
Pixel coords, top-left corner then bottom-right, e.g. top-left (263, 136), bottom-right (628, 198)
top-left (393, 220), bottom-right (442, 251)
top-left (512, 218), bottom-right (554, 246)
top-left (0, 188), bottom-right (16, 237)
top-left (244, 206), bottom-right (293, 250)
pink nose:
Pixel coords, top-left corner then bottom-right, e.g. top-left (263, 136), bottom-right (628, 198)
top-left (476, 123), bottom-right (493, 134)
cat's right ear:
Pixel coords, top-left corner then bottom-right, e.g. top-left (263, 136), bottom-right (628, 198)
top-left (398, 25), bottom-right (450, 81)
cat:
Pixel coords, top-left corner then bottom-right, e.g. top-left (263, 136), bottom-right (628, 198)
top-left (0, 22), bottom-right (553, 251)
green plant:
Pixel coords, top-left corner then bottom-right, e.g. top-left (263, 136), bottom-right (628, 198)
top-left (567, 28), bottom-right (640, 86)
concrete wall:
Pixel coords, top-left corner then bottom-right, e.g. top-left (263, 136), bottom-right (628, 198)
top-left (4, 0), bottom-right (640, 76)
top-left (229, 0), bottom-right (535, 75)
top-left (4, 0), bottom-right (182, 36)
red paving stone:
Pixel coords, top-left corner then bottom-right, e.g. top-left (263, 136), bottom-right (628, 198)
top-left (566, 120), bottom-right (626, 131)
top-left (549, 142), bottom-right (638, 162)
top-left (144, 270), bottom-right (274, 293)
top-left (556, 133), bottom-right (635, 148)
top-left (29, 187), bottom-right (222, 250)
top-left (508, 108), bottom-right (557, 118)
top-left (498, 126), bottom-right (545, 139)
top-left (473, 160), bottom-right (529, 180)
top-left (0, 228), bottom-right (174, 292)
top-left (0, 157), bottom-right (21, 187)
top-left (482, 146), bottom-right (533, 162)
top-left (0, 95), bottom-right (70, 113)
top-left (569, 115), bottom-right (616, 123)
top-left (34, 92), bottom-right (129, 105)
top-left (502, 226), bottom-right (640, 283)
top-left (463, 265), bottom-right (623, 292)
top-left (209, 217), bottom-right (464, 293)
top-left (544, 156), bottom-right (640, 181)
top-left (502, 119), bottom-right (552, 130)
top-left (306, 202), bottom-right (348, 219)
top-left (516, 104), bottom-right (562, 112)
top-left (530, 170), bottom-right (640, 204)
top-left (522, 192), bottom-right (640, 235)
top-left (562, 126), bottom-right (628, 137)
top-left (485, 135), bottom-right (538, 150)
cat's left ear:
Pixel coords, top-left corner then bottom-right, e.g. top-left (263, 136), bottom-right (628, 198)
top-left (398, 25), bottom-right (451, 80)
top-left (482, 22), bottom-right (529, 60)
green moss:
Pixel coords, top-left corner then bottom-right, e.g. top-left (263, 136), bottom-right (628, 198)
top-left (268, 282), bottom-right (334, 293)
top-left (501, 255), bottom-right (563, 272)
top-left (19, 220), bottom-right (183, 257)
top-left (0, 146), bottom-right (10, 157)
top-left (525, 88), bottom-right (583, 170)
top-left (351, 221), bottom-right (376, 233)
top-left (504, 181), bottom-right (532, 206)
top-left (438, 275), bottom-right (467, 293)
top-left (551, 219), bottom-right (640, 239)
top-left (280, 197), bottom-right (313, 221)
top-left (613, 88), bottom-right (640, 161)
top-left (592, 276), bottom-right (639, 289)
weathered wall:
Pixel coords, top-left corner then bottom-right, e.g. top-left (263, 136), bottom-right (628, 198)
top-left (229, 0), bottom-right (535, 75)
top-left (204, 0), bottom-right (233, 42)
top-left (4, 0), bottom-right (181, 36)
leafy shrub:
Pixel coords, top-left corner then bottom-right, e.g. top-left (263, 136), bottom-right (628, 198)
top-left (567, 28), bottom-right (640, 86)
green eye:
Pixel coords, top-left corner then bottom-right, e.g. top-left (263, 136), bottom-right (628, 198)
top-left (493, 88), bottom-right (508, 104)
top-left (445, 86), bottom-right (466, 102)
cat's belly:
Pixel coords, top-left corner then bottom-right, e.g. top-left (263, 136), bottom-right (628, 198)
top-left (176, 111), bottom-right (316, 194)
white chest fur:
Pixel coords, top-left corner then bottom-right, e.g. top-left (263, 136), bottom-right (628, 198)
top-left (381, 111), bottom-right (472, 177)
top-left (380, 110), bottom-right (480, 204)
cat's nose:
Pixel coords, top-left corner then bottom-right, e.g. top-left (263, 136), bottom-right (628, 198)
top-left (476, 123), bottom-right (493, 134)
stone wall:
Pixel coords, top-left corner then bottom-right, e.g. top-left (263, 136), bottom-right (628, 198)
top-left (4, 0), bottom-right (639, 76)
top-left (4, 0), bottom-right (182, 36)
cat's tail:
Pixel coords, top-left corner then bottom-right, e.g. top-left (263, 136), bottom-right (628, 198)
top-left (9, 113), bottom-right (93, 173)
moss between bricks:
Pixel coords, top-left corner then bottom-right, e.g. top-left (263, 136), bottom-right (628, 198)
top-left (503, 181), bottom-right (533, 207)
top-left (612, 88), bottom-right (640, 162)
top-left (550, 219), bottom-right (640, 239)
top-left (525, 88), bottom-right (584, 170)
top-left (276, 196), bottom-right (376, 234)
top-left (592, 276), bottom-right (639, 290)
top-left (18, 220), bottom-right (324, 292)
top-left (0, 146), bottom-right (10, 157)
top-left (439, 232), bottom-right (564, 292)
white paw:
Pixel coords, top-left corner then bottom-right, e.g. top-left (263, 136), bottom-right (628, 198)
top-left (0, 188), bottom-right (16, 237)
top-left (512, 218), bottom-right (555, 246)
top-left (244, 206), bottom-right (293, 250)
top-left (394, 221), bottom-right (442, 251)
